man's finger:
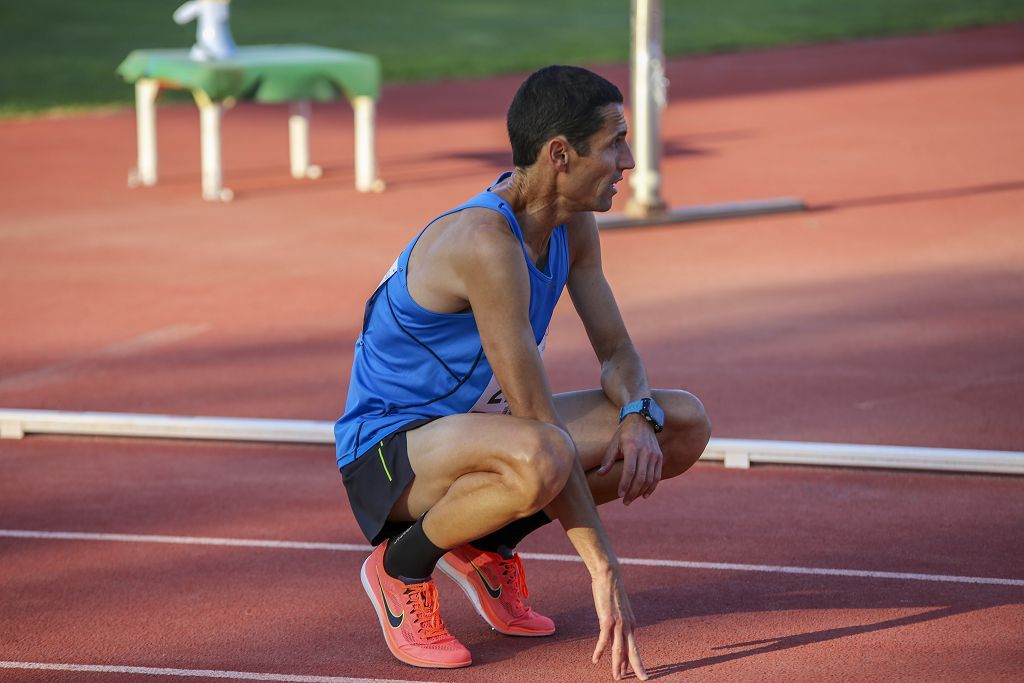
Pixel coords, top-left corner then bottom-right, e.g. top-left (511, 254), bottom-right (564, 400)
top-left (598, 439), bottom-right (618, 475)
top-left (592, 623), bottom-right (611, 664)
top-left (642, 450), bottom-right (660, 499)
top-left (618, 454), bottom-right (638, 500)
top-left (636, 450), bottom-right (655, 499)
top-left (623, 452), bottom-right (648, 504)
top-left (612, 625), bottom-right (625, 680)
top-left (627, 631), bottom-right (649, 681)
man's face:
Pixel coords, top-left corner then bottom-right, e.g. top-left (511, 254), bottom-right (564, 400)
top-left (565, 103), bottom-right (635, 212)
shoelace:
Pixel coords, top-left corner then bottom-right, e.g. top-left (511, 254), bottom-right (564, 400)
top-left (404, 581), bottom-right (450, 640)
top-left (498, 553), bottom-right (529, 610)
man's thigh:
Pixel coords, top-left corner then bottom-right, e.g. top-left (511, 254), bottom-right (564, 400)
top-left (553, 390), bottom-right (621, 471)
top-left (392, 389), bottom-right (694, 521)
top-left (394, 412), bottom-right (556, 521)
top-left (555, 389), bottom-right (693, 471)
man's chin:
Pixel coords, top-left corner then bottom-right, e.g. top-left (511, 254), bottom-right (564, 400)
top-left (584, 192), bottom-right (615, 213)
top-left (569, 194), bottom-right (614, 215)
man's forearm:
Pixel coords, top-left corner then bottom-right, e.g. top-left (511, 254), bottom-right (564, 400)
top-left (545, 455), bottom-right (618, 578)
top-left (600, 342), bottom-right (651, 408)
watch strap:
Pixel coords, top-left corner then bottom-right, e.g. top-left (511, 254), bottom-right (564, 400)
top-left (619, 397), bottom-right (664, 432)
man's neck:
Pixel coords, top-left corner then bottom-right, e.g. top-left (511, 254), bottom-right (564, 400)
top-left (493, 169), bottom-right (573, 251)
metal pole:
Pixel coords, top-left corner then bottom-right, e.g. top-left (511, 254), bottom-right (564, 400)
top-left (602, 0), bottom-right (805, 229)
top-left (626, 0), bottom-right (667, 217)
top-left (353, 96), bottom-right (385, 193)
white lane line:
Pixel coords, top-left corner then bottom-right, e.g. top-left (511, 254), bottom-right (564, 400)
top-left (0, 661), bottom-right (427, 683)
top-left (3, 528), bottom-right (1022, 588)
top-left (525, 552), bottom-right (1024, 587)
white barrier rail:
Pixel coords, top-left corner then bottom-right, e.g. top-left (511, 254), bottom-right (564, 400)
top-left (700, 438), bottom-right (1024, 475)
top-left (1, 408), bottom-right (1021, 475)
top-left (0, 409), bottom-right (327, 444)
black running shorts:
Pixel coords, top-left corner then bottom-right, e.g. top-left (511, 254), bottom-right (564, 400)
top-left (339, 419), bottom-right (433, 545)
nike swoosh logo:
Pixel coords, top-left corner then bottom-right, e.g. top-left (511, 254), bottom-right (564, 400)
top-left (378, 577), bottom-right (404, 628)
top-left (471, 560), bottom-right (502, 599)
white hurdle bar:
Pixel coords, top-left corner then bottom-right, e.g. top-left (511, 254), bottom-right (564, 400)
top-left (1, 409), bottom-right (1022, 475)
top-left (0, 409), bottom-right (326, 444)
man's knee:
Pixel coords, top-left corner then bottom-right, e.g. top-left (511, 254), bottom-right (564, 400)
top-left (657, 390), bottom-right (712, 477)
top-left (503, 422), bottom-right (574, 514)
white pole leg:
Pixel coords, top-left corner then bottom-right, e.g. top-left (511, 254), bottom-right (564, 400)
top-left (627, 0), bottom-right (667, 217)
top-left (194, 91), bottom-right (233, 202)
top-left (353, 95), bottom-right (385, 192)
top-left (289, 101), bottom-right (322, 179)
top-left (130, 78), bottom-right (160, 188)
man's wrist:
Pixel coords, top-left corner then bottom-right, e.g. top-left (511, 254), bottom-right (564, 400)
top-left (622, 412), bottom-right (655, 431)
top-left (589, 559), bottom-right (619, 581)
top-left (618, 396), bottom-right (665, 433)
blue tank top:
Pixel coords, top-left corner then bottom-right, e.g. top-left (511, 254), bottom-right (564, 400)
top-left (334, 174), bottom-right (570, 468)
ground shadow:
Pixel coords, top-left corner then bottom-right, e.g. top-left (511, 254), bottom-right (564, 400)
top-left (644, 604), bottom-right (974, 679)
top-left (812, 179), bottom-right (1024, 212)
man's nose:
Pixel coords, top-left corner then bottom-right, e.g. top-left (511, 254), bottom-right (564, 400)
top-left (621, 143), bottom-right (636, 170)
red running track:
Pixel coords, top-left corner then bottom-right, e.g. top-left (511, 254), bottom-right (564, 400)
top-left (1, 25), bottom-right (1024, 682)
top-left (1, 437), bottom-right (1022, 682)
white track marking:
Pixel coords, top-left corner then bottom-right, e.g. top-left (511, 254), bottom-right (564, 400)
top-left (518, 552), bottom-right (1024, 587)
top-left (0, 661), bottom-right (427, 683)
top-left (0, 324), bottom-right (210, 392)
top-left (2, 529), bottom-right (1021, 587)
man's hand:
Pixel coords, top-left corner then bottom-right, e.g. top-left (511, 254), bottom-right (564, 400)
top-left (591, 569), bottom-right (648, 680)
top-left (597, 414), bottom-right (663, 505)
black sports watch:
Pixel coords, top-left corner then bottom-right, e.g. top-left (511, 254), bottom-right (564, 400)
top-left (618, 397), bottom-right (665, 433)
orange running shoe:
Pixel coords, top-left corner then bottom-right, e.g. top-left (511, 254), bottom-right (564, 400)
top-left (437, 544), bottom-right (555, 637)
top-left (360, 541), bottom-right (472, 669)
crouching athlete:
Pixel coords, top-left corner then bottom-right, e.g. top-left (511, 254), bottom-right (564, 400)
top-left (334, 65), bottom-right (711, 681)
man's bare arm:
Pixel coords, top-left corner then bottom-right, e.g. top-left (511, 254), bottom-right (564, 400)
top-left (567, 212), bottom-right (664, 504)
top-left (567, 214), bottom-right (650, 404)
top-left (452, 217), bottom-right (561, 426)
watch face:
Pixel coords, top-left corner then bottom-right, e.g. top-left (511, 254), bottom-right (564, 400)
top-left (643, 398), bottom-right (665, 431)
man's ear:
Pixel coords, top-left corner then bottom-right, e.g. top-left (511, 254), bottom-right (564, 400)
top-left (546, 137), bottom-right (571, 172)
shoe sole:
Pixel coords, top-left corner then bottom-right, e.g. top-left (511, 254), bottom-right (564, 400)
top-left (436, 557), bottom-right (554, 637)
top-left (360, 554), bottom-right (472, 669)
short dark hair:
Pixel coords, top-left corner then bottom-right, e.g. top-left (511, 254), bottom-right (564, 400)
top-left (507, 65), bottom-right (624, 168)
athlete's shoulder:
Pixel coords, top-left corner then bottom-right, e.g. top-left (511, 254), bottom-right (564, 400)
top-left (411, 205), bottom-right (521, 299)
top-left (442, 206), bottom-right (520, 262)
top-left (446, 205), bottom-right (510, 233)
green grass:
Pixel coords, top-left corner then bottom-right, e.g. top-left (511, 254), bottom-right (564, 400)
top-left (1, 0), bottom-right (1022, 116)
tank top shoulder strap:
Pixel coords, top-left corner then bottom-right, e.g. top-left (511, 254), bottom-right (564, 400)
top-left (460, 190), bottom-right (525, 243)
top-left (398, 173), bottom-right (525, 273)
